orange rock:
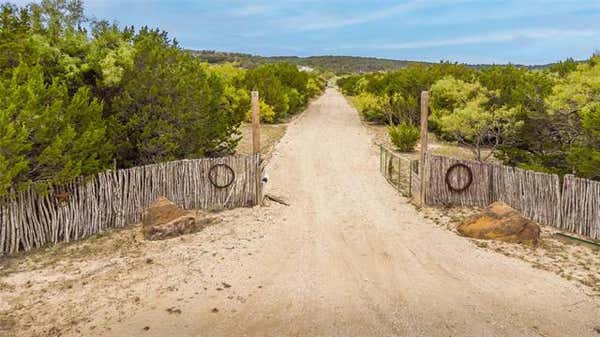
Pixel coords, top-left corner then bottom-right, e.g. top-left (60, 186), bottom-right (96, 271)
top-left (458, 201), bottom-right (540, 245)
top-left (142, 197), bottom-right (188, 227)
top-left (141, 197), bottom-right (217, 241)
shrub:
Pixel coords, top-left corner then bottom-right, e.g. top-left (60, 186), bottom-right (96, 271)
top-left (388, 123), bottom-right (420, 152)
top-left (246, 100), bottom-right (276, 123)
top-left (354, 93), bottom-right (386, 123)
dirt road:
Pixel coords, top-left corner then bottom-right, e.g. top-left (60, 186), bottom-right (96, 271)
top-left (105, 88), bottom-right (600, 336)
top-left (2, 88), bottom-right (599, 337)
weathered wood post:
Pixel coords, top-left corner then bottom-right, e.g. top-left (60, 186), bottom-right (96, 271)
top-left (419, 91), bottom-right (429, 206)
top-left (251, 91), bottom-right (261, 154)
top-left (251, 91), bottom-right (264, 205)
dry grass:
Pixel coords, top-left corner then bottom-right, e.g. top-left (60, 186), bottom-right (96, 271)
top-left (365, 123), bottom-right (496, 162)
top-left (235, 122), bottom-right (287, 160)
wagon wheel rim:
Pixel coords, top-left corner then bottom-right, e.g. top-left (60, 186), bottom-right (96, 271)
top-left (208, 163), bottom-right (235, 189)
top-left (445, 163), bottom-right (473, 193)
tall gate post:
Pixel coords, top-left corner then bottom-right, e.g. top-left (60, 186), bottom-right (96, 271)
top-left (251, 91), bottom-right (263, 205)
top-left (419, 91), bottom-right (429, 206)
top-left (251, 91), bottom-right (261, 154)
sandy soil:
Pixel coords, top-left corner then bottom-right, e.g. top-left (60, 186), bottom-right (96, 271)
top-left (420, 206), bottom-right (600, 295)
top-left (235, 122), bottom-right (287, 160)
top-left (1, 88), bottom-right (599, 337)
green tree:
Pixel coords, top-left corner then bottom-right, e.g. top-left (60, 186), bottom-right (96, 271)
top-left (430, 77), bottom-right (522, 161)
top-left (545, 56), bottom-right (600, 179)
top-left (0, 63), bottom-right (110, 193)
top-left (110, 28), bottom-right (246, 166)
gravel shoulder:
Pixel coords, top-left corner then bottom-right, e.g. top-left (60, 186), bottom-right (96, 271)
top-left (1, 88), bottom-right (599, 337)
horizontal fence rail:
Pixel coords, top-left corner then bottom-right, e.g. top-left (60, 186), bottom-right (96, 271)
top-left (379, 147), bottom-right (600, 240)
top-left (0, 155), bottom-right (262, 255)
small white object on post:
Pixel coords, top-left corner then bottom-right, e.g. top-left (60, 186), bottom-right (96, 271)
top-left (251, 91), bottom-right (261, 155)
top-left (419, 91), bottom-right (429, 206)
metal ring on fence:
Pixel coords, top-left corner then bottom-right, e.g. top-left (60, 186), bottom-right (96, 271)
top-left (445, 163), bottom-right (473, 193)
top-left (208, 163), bottom-right (235, 188)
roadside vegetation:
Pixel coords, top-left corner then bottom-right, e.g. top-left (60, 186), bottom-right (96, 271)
top-left (339, 57), bottom-right (600, 180)
top-left (0, 0), bottom-right (324, 197)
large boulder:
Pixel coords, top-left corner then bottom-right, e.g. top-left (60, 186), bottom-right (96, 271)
top-left (141, 197), bottom-right (217, 241)
top-left (458, 201), bottom-right (540, 245)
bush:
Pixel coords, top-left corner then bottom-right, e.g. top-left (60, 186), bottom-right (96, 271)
top-left (388, 123), bottom-right (420, 152)
top-left (354, 93), bottom-right (385, 123)
top-left (246, 100), bottom-right (276, 123)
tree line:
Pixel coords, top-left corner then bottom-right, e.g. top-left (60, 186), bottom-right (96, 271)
top-left (192, 50), bottom-right (423, 74)
top-left (0, 0), bottom-right (324, 196)
top-left (338, 57), bottom-right (599, 180)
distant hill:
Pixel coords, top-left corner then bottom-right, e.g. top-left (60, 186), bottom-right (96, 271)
top-left (188, 50), bottom-right (427, 73)
top-left (189, 50), bottom-right (566, 74)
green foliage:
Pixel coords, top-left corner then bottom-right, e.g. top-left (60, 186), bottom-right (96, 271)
top-left (341, 57), bottom-right (598, 179)
top-left (544, 56), bottom-right (600, 179)
top-left (342, 62), bottom-right (477, 126)
top-left (388, 123), bottom-right (420, 152)
top-left (548, 58), bottom-right (579, 78)
top-left (109, 28), bottom-right (247, 165)
top-left (246, 100), bottom-right (276, 123)
top-left (353, 93), bottom-right (385, 123)
top-left (0, 0), bottom-right (316, 196)
top-left (193, 50), bottom-right (420, 74)
top-left (244, 62), bottom-right (322, 122)
top-left (337, 75), bottom-right (363, 96)
top-left (430, 77), bottom-right (522, 161)
top-left (0, 62), bottom-right (110, 194)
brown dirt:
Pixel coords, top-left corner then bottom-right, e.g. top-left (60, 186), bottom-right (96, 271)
top-left (422, 205), bottom-right (600, 296)
top-left (235, 122), bottom-right (287, 160)
top-left (1, 88), bottom-right (599, 337)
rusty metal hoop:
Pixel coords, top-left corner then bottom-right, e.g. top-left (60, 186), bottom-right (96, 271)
top-left (208, 163), bottom-right (235, 189)
top-left (445, 163), bottom-right (473, 192)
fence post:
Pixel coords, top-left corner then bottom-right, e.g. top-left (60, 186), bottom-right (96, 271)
top-left (251, 91), bottom-right (261, 155)
top-left (397, 156), bottom-right (402, 192)
top-left (408, 160), bottom-right (414, 197)
top-left (488, 165), bottom-right (495, 204)
top-left (419, 91), bottom-right (429, 205)
top-left (379, 144), bottom-right (383, 174)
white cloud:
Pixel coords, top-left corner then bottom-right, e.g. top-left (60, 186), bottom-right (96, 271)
top-left (230, 4), bottom-right (272, 18)
top-left (295, 1), bottom-right (425, 31)
top-left (348, 28), bottom-right (600, 50)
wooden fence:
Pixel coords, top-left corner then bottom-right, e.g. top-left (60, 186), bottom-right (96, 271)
top-left (561, 175), bottom-right (600, 239)
top-left (380, 145), bottom-right (417, 197)
top-left (379, 147), bottom-right (600, 240)
top-left (491, 165), bottom-right (561, 228)
top-left (0, 155), bottom-right (262, 255)
top-left (425, 155), bottom-right (493, 207)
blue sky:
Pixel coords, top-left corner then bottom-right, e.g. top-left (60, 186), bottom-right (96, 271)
top-left (12, 0), bottom-right (600, 64)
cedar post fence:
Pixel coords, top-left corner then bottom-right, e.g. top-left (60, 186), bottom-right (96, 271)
top-left (251, 90), bottom-right (265, 206)
top-left (418, 91), bottom-right (429, 205)
top-left (0, 155), bottom-right (262, 256)
top-left (379, 146), bottom-right (600, 240)
top-left (251, 91), bottom-right (261, 155)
